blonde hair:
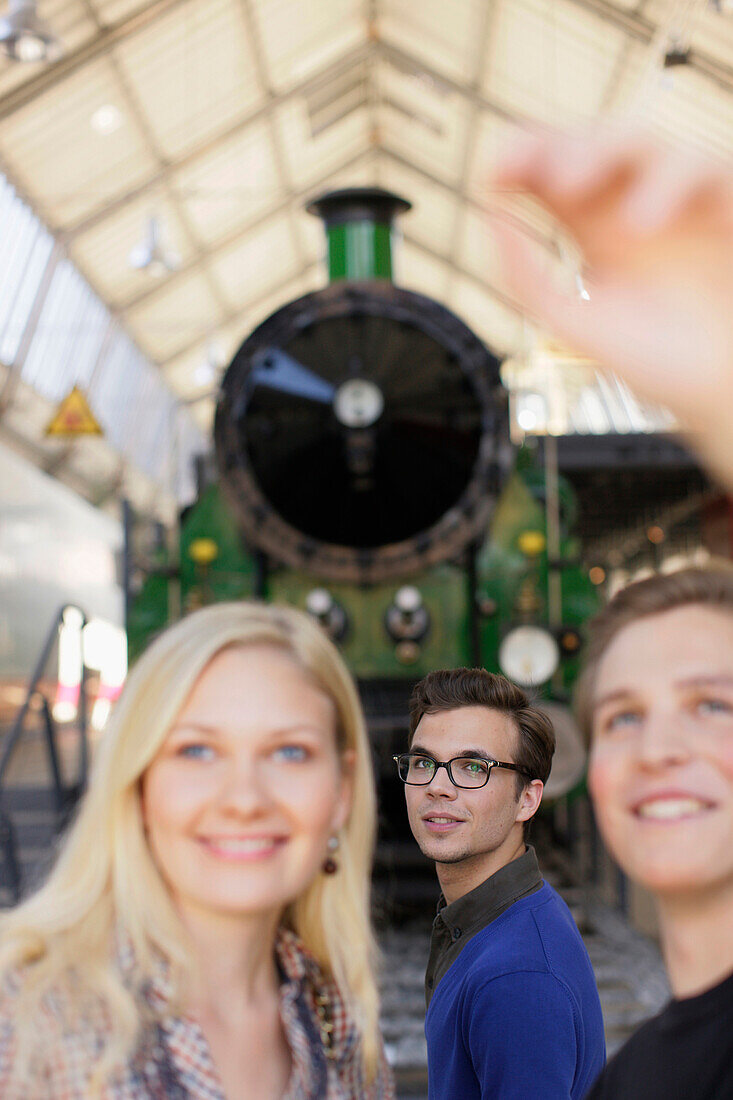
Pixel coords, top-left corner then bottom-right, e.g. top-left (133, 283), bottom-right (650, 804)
top-left (0, 602), bottom-right (380, 1090)
top-left (575, 562), bottom-right (733, 740)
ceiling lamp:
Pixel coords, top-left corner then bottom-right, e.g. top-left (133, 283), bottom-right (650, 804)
top-left (0, 1), bottom-right (61, 62)
top-left (128, 215), bottom-right (180, 278)
top-left (194, 339), bottom-right (224, 387)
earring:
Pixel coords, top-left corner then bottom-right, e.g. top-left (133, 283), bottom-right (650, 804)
top-left (323, 835), bottom-right (339, 874)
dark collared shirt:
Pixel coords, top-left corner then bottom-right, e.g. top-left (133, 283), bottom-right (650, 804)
top-left (424, 845), bottom-right (542, 1006)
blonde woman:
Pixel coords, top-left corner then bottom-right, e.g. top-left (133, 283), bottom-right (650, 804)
top-left (0, 602), bottom-right (394, 1099)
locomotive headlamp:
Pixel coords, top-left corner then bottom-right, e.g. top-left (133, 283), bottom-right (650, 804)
top-left (386, 586), bottom-right (430, 643)
top-left (334, 379), bottom-right (384, 428)
top-left (306, 587), bottom-right (333, 617)
top-left (305, 588), bottom-right (348, 643)
top-left (394, 586), bottom-right (422, 613)
top-left (188, 538), bottom-right (219, 566)
top-left (517, 530), bottom-right (546, 557)
top-left (498, 625), bottom-right (560, 687)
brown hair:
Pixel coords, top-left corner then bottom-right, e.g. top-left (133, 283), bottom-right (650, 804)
top-left (409, 667), bottom-right (556, 789)
top-left (575, 562), bottom-right (733, 740)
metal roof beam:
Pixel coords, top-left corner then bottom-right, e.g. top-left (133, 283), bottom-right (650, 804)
top-left (237, 0), bottom-right (310, 273)
top-left (377, 39), bottom-right (530, 126)
top-left (380, 144), bottom-right (552, 252)
top-left (566, 0), bottom-right (733, 94)
top-left (154, 220), bottom-right (526, 375)
top-left (120, 145), bottom-right (375, 314)
top-left (401, 230), bottom-right (525, 319)
top-left (155, 257), bottom-right (319, 371)
top-left (64, 38), bottom-right (377, 241)
top-left (447, 0), bottom-right (502, 292)
top-left (154, 149), bottom-right (378, 368)
top-left (0, 0), bottom-right (194, 124)
top-left (0, 239), bottom-right (63, 420)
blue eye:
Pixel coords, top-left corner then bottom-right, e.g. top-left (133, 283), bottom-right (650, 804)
top-left (178, 743), bottom-right (216, 761)
top-left (273, 745), bottom-right (309, 763)
top-left (697, 698), bottom-right (733, 716)
top-left (606, 711), bottom-right (641, 732)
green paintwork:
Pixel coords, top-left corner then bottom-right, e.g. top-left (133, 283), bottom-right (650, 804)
top-left (127, 485), bottom-right (257, 661)
top-left (178, 484), bottom-right (257, 604)
top-left (326, 222), bottom-right (393, 281)
top-left (129, 461), bottom-right (599, 693)
top-left (270, 564), bottom-right (473, 678)
top-left (475, 468), bottom-right (600, 693)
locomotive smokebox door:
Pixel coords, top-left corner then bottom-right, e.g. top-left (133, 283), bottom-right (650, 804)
top-left (214, 189), bottom-right (513, 585)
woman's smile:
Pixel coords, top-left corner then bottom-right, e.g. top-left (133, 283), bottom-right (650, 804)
top-left (197, 835), bottom-right (289, 860)
top-left (142, 644), bottom-right (352, 918)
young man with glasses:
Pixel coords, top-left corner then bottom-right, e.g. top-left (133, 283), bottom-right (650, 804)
top-left (395, 668), bottom-right (604, 1099)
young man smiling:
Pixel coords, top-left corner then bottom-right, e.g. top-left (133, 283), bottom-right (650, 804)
top-left (577, 566), bottom-right (733, 1099)
top-left (396, 668), bottom-right (604, 1100)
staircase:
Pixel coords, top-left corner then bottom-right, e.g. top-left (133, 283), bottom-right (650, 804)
top-left (0, 606), bottom-right (90, 908)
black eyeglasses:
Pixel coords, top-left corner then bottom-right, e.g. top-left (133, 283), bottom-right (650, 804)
top-left (393, 752), bottom-right (533, 790)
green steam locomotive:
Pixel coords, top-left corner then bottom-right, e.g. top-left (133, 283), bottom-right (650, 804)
top-left (129, 188), bottom-right (598, 811)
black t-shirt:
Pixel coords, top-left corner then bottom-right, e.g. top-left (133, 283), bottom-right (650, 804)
top-left (585, 969), bottom-right (733, 1099)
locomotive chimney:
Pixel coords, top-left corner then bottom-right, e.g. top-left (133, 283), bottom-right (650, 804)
top-left (306, 187), bottom-right (411, 283)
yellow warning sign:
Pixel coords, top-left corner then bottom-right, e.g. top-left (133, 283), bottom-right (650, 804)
top-left (45, 386), bottom-right (103, 437)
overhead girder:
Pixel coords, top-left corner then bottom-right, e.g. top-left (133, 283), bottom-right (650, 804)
top-left (120, 145), bottom-right (376, 315)
top-left (63, 39), bottom-right (377, 241)
top-left (446, 1), bottom-right (505, 283)
top-left (567, 0), bottom-right (733, 95)
top-left (0, 0), bottom-right (193, 124)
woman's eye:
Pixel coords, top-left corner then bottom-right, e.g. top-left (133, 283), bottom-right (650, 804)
top-left (697, 698), bottom-right (733, 716)
top-left (605, 711), bottom-right (641, 733)
top-left (272, 744), bottom-right (310, 763)
top-left (177, 743), bottom-right (216, 761)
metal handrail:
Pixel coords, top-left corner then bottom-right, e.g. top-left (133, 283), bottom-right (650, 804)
top-left (0, 604), bottom-right (89, 902)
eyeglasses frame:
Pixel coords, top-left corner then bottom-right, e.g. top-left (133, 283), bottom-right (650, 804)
top-left (392, 751), bottom-right (534, 790)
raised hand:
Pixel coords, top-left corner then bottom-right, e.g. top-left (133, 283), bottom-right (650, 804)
top-left (492, 128), bottom-right (733, 486)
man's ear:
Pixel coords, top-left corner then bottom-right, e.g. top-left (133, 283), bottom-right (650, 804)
top-left (515, 779), bottom-right (544, 825)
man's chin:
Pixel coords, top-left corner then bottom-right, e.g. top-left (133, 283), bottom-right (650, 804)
top-left (417, 839), bottom-right (469, 865)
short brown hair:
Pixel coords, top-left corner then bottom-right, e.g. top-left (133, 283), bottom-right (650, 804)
top-left (575, 562), bottom-right (733, 740)
top-left (409, 667), bottom-right (555, 787)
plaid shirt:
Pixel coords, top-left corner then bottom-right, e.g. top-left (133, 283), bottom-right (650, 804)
top-left (0, 928), bottom-right (394, 1099)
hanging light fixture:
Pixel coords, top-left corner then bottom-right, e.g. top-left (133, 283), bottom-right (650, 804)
top-left (128, 215), bottom-right (180, 278)
top-left (194, 337), bottom-right (224, 387)
top-left (0, 1), bottom-right (62, 63)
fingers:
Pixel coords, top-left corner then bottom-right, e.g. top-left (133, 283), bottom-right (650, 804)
top-left (493, 126), bottom-right (730, 238)
top-left (491, 212), bottom-right (669, 398)
top-left (490, 213), bottom-right (597, 355)
top-left (494, 126), bottom-right (654, 209)
top-left (620, 156), bottom-right (733, 234)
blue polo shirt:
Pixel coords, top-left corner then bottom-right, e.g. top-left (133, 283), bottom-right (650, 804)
top-left (425, 859), bottom-right (605, 1099)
